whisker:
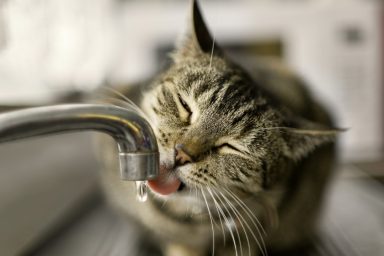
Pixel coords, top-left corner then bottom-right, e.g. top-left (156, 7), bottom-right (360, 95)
top-left (217, 189), bottom-right (268, 256)
top-left (221, 187), bottom-right (268, 256)
top-left (186, 184), bottom-right (194, 218)
top-left (200, 186), bottom-right (216, 256)
top-left (160, 198), bottom-right (168, 209)
top-left (97, 86), bottom-right (150, 120)
top-left (212, 188), bottom-right (251, 256)
top-left (209, 37), bottom-right (215, 70)
top-left (207, 187), bottom-right (239, 256)
top-left (100, 86), bottom-right (134, 105)
top-left (194, 184), bottom-right (205, 227)
top-left (253, 126), bottom-right (342, 135)
top-left (102, 97), bottom-right (137, 111)
top-left (223, 187), bottom-right (267, 236)
top-left (256, 196), bottom-right (279, 231)
top-left (209, 186), bottom-right (227, 245)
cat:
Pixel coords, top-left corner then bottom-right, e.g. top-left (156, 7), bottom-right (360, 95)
top-left (97, 1), bottom-right (339, 255)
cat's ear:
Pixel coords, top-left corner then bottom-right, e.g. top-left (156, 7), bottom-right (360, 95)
top-left (190, 0), bottom-right (216, 53)
top-left (174, 0), bottom-right (221, 59)
top-left (281, 118), bottom-right (344, 160)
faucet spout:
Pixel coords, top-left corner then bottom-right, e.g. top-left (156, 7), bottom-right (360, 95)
top-left (0, 104), bottom-right (159, 181)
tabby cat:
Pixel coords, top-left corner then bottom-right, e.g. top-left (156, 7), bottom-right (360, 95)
top-left (98, 1), bottom-right (339, 255)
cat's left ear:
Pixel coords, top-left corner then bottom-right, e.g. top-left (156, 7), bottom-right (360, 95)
top-left (174, 0), bottom-right (222, 59)
top-left (281, 118), bottom-right (344, 160)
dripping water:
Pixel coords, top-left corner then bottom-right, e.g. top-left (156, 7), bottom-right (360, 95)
top-left (135, 181), bottom-right (148, 202)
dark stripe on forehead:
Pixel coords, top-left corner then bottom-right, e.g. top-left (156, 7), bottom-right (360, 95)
top-left (218, 83), bottom-right (250, 112)
top-left (193, 70), bottom-right (234, 98)
top-left (222, 79), bottom-right (248, 100)
top-left (182, 71), bottom-right (202, 87)
top-left (239, 121), bottom-right (256, 137)
top-left (261, 159), bottom-right (269, 188)
top-left (234, 106), bottom-right (272, 136)
top-left (230, 107), bottom-right (257, 127)
top-left (207, 86), bottom-right (222, 105)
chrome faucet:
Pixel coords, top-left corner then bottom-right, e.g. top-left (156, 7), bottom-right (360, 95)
top-left (0, 104), bottom-right (159, 181)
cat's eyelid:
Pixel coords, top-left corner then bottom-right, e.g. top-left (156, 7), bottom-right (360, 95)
top-left (214, 139), bottom-right (246, 155)
top-left (177, 93), bottom-right (192, 114)
top-left (215, 137), bottom-right (238, 148)
top-left (175, 93), bottom-right (192, 123)
top-left (215, 142), bottom-right (237, 151)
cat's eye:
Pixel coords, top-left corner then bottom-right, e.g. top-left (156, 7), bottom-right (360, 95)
top-left (177, 93), bottom-right (192, 123)
top-left (214, 143), bottom-right (241, 154)
top-left (177, 94), bottom-right (191, 113)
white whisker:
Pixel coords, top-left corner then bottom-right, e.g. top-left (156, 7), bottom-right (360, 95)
top-left (97, 86), bottom-right (149, 120)
top-left (200, 186), bottom-right (216, 256)
top-left (209, 187), bottom-right (227, 245)
top-left (222, 187), bottom-right (269, 256)
top-left (218, 189), bottom-right (269, 256)
top-left (209, 38), bottom-right (215, 70)
top-left (223, 187), bottom-right (267, 236)
top-left (186, 185), bottom-right (194, 218)
top-left (211, 188), bottom-right (251, 256)
top-left (207, 187), bottom-right (239, 256)
top-left (208, 188), bottom-right (243, 255)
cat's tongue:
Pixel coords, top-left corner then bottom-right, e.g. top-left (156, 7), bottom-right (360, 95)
top-left (148, 164), bottom-right (181, 196)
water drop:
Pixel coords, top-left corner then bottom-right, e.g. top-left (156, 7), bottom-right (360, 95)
top-left (135, 181), bottom-right (148, 202)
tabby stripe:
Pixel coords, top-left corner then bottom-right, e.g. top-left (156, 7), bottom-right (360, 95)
top-left (222, 86), bottom-right (251, 110)
top-left (206, 86), bottom-right (222, 105)
top-left (219, 79), bottom-right (243, 101)
top-left (230, 108), bottom-right (257, 127)
top-left (261, 159), bottom-right (269, 188)
top-left (184, 72), bottom-right (202, 89)
top-left (193, 71), bottom-right (233, 98)
top-left (239, 121), bottom-right (256, 137)
top-left (239, 167), bottom-right (252, 178)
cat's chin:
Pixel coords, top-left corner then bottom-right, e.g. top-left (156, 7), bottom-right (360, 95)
top-left (150, 188), bottom-right (212, 222)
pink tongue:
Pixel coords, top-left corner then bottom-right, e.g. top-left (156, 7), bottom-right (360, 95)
top-left (148, 165), bottom-right (181, 196)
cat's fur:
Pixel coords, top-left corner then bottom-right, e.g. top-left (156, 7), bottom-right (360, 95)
top-left (97, 1), bottom-right (338, 255)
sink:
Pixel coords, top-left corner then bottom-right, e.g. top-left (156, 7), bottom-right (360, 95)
top-left (0, 133), bottom-right (101, 256)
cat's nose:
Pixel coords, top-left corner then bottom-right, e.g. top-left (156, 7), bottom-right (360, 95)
top-left (175, 144), bottom-right (193, 166)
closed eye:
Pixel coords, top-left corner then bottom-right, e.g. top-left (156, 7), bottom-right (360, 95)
top-left (178, 94), bottom-right (191, 113)
top-left (214, 142), bottom-right (241, 154)
top-left (177, 93), bottom-right (192, 123)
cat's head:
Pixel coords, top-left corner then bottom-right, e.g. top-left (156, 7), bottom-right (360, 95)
top-left (141, 0), bottom-right (337, 215)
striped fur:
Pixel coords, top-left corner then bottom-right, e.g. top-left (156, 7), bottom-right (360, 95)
top-left (98, 1), bottom-right (338, 256)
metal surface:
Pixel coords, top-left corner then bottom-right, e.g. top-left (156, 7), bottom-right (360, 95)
top-left (0, 104), bottom-right (159, 181)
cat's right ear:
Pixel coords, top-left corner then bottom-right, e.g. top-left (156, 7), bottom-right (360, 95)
top-left (281, 117), bottom-right (345, 160)
top-left (173, 0), bottom-right (222, 60)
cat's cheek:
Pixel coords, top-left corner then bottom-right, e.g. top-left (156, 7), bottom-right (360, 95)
top-left (177, 164), bottom-right (194, 184)
top-left (158, 146), bottom-right (175, 167)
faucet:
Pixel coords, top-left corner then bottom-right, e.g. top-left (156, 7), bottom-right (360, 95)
top-left (0, 104), bottom-right (159, 181)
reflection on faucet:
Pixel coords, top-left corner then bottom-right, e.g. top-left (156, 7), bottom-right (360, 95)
top-left (0, 104), bottom-right (159, 181)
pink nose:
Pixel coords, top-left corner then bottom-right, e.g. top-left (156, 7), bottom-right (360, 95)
top-left (175, 144), bottom-right (193, 166)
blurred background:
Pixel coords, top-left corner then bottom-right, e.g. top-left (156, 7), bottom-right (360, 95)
top-left (0, 0), bottom-right (383, 255)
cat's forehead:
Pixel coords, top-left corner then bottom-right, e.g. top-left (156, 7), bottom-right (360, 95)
top-left (165, 57), bottom-right (239, 92)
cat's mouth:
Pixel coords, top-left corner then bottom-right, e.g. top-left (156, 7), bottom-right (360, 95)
top-left (147, 164), bottom-right (186, 196)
